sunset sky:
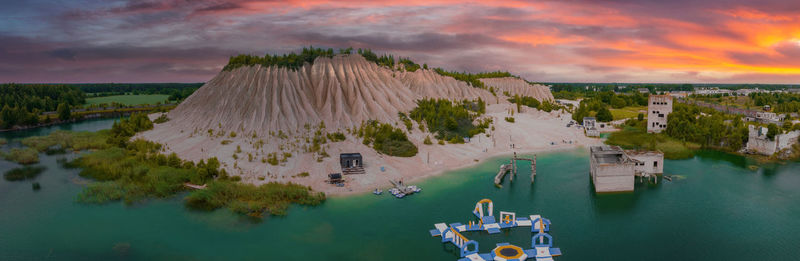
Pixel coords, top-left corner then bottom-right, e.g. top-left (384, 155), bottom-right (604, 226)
top-left (2, 0), bottom-right (800, 83)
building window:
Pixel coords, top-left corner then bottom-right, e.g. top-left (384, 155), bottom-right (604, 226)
top-left (654, 161), bottom-right (658, 167)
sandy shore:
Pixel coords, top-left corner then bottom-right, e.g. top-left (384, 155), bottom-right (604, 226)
top-left (138, 103), bottom-right (603, 196)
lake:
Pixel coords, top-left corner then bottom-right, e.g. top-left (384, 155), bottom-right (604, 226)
top-left (1, 119), bottom-right (799, 260)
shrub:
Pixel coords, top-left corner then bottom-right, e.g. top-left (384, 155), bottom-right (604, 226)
top-left (409, 98), bottom-right (488, 142)
top-left (326, 132), bottom-right (346, 142)
top-left (357, 120), bottom-right (418, 157)
top-left (424, 136), bottom-right (433, 145)
top-left (3, 148), bottom-right (39, 164)
top-left (505, 117), bottom-right (515, 123)
top-left (154, 114), bottom-right (169, 124)
top-left (4, 166), bottom-right (46, 181)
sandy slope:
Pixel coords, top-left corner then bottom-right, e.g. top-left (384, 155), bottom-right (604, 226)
top-left (480, 77), bottom-right (555, 101)
top-left (139, 54), bottom-right (594, 195)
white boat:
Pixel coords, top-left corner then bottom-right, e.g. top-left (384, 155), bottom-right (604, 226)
top-left (373, 189), bottom-right (382, 195)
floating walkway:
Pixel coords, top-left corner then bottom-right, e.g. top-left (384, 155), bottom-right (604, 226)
top-left (429, 199), bottom-right (562, 261)
top-left (388, 180), bottom-right (421, 198)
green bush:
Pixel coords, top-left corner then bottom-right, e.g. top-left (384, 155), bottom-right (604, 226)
top-left (357, 120), bottom-right (418, 157)
top-left (423, 136), bottom-right (433, 145)
top-left (4, 166), bottom-right (46, 181)
top-left (505, 117), bottom-right (515, 123)
top-left (327, 132), bottom-right (346, 142)
top-left (153, 114), bottom-right (169, 124)
top-left (3, 148), bottom-right (39, 164)
top-left (409, 98), bottom-right (488, 142)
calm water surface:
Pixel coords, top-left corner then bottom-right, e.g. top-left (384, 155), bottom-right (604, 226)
top-left (1, 120), bottom-right (799, 260)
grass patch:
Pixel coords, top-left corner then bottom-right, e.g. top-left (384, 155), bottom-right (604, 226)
top-left (85, 94), bottom-right (169, 106)
top-left (4, 166), bottom-right (46, 181)
top-left (3, 148), bottom-right (40, 164)
top-left (21, 130), bottom-right (109, 152)
top-left (184, 181), bottom-right (325, 217)
top-left (606, 125), bottom-right (695, 159)
top-left (609, 106), bottom-right (646, 121)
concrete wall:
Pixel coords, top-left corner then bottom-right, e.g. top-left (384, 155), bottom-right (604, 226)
top-left (647, 95), bottom-right (673, 133)
top-left (628, 153), bottom-right (664, 174)
top-left (591, 163), bottom-right (634, 192)
top-left (746, 125), bottom-right (800, 155)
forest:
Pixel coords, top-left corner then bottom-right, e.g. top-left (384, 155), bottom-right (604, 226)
top-left (0, 84), bottom-right (85, 128)
top-left (748, 93), bottom-right (800, 114)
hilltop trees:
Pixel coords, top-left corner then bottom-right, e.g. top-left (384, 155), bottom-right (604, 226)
top-left (222, 46), bottom-right (336, 71)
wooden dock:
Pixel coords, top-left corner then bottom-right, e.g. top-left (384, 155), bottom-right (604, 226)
top-left (494, 164), bottom-right (514, 185)
top-left (494, 153), bottom-right (537, 186)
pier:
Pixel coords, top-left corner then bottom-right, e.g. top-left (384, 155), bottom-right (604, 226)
top-left (494, 152), bottom-right (537, 186)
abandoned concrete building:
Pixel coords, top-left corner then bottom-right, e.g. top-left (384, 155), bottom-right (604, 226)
top-left (746, 125), bottom-right (800, 155)
top-left (647, 95), bottom-right (673, 133)
top-left (583, 117), bottom-right (599, 137)
top-left (589, 146), bottom-right (664, 193)
top-left (626, 150), bottom-right (664, 176)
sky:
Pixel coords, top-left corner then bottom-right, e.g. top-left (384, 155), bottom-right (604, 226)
top-left (1, 0), bottom-right (800, 84)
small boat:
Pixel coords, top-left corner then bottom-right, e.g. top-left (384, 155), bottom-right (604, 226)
top-left (373, 189), bottom-right (382, 195)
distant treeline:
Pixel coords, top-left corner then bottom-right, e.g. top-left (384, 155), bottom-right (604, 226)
top-left (548, 82), bottom-right (800, 95)
top-left (1, 84), bottom-right (85, 128)
top-left (20, 83), bottom-right (202, 101)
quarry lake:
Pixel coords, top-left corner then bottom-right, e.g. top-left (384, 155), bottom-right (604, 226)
top-left (2, 119), bottom-right (800, 261)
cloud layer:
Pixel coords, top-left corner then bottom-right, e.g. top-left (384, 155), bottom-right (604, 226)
top-left (1, 0), bottom-right (800, 83)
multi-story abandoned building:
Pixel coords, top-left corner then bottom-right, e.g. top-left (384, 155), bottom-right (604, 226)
top-left (647, 95), bottom-right (673, 133)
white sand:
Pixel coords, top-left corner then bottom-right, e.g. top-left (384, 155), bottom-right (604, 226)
top-left (140, 104), bottom-right (601, 196)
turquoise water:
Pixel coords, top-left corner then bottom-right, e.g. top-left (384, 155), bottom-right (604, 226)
top-left (2, 120), bottom-right (800, 260)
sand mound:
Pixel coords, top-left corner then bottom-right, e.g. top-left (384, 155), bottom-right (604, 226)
top-left (480, 77), bottom-right (554, 101)
top-left (165, 54), bottom-right (519, 135)
top-left (167, 54), bottom-right (418, 134)
top-left (398, 69), bottom-right (496, 102)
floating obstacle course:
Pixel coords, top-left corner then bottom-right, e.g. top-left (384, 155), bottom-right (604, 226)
top-left (429, 199), bottom-right (561, 261)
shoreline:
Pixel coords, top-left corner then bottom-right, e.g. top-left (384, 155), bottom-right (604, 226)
top-left (139, 103), bottom-right (605, 197)
top-left (326, 142), bottom-right (598, 198)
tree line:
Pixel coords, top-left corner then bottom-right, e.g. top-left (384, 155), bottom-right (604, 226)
top-left (0, 84), bottom-right (85, 128)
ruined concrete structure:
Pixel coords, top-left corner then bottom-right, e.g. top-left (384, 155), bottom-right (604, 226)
top-left (647, 95), bottom-right (673, 133)
top-left (626, 150), bottom-right (664, 175)
top-left (746, 125), bottom-right (800, 155)
top-left (589, 146), bottom-right (664, 193)
top-left (589, 146), bottom-right (635, 193)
